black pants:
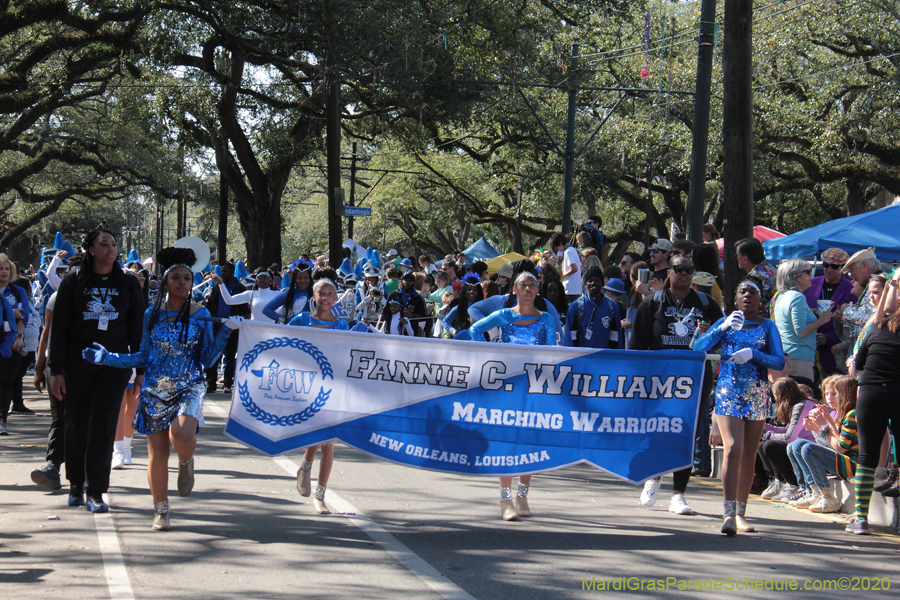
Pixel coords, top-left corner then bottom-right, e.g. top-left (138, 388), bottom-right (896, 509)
top-left (12, 350), bottom-right (34, 407)
top-left (856, 381), bottom-right (900, 470)
top-left (206, 327), bottom-right (238, 390)
top-left (671, 366), bottom-right (713, 493)
top-left (46, 369), bottom-right (65, 470)
top-left (0, 351), bottom-right (24, 421)
top-left (63, 359), bottom-right (130, 493)
top-left (758, 440), bottom-right (798, 486)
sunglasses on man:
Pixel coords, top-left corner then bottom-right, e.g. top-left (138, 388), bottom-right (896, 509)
top-left (823, 262), bottom-right (844, 270)
top-left (649, 248), bottom-right (668, 255)
top-left (670, 265), bottom-right (695, 275)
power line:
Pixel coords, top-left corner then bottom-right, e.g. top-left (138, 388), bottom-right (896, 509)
top-left (753, 51), bottom-right (900, 89)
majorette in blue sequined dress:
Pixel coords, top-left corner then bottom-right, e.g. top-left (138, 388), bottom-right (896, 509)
top-left (469, 308), bottom-right (557, 346)
top-left (693, 318), bottom-right (785, 420)
top-left (98, 307), bottom-right (234, 434)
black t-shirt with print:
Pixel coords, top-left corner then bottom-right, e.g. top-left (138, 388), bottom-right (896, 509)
top-left (630, 289), bottom-right (724, 351)
top-left (48, 270), bottom-right (145, 374)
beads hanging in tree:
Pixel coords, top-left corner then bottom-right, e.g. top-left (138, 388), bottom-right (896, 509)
top-left (641, 13), bottom-right (651, 77)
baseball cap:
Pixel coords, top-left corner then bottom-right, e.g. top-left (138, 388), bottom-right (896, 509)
top-left (651, 239), bottom-right (673, 252)
top-left (821, 248), bottom-right (849, 265)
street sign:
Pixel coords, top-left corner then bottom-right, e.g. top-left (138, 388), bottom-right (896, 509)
top-left (343, 206), bottom-right (372, 217)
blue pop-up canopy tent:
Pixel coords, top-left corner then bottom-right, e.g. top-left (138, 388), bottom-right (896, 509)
top-left (462, 236), bottom-right (501, 261)
top-left (763, 203), bottom-right (900, 261)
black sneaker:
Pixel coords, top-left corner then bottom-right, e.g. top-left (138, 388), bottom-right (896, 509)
top-left (31, 465), bottom-right (62, 491)
top-left (10, 405), bottom-right (35, 415)
top-left (0, 419), bottom-right (8, 435)
top-left (68, 485), bottom-right (85, 507)
top-left (85, 492), bottom-right (109, 513)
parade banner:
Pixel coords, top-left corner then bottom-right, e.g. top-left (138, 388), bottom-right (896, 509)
top-left (224, 321), bottom-right (706, 484)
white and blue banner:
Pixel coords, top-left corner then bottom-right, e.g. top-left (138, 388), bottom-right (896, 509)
top-left (224, 322), bottom-right (706, 484)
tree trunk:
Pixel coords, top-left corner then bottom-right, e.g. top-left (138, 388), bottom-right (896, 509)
top-left (235, 181), bottom-right (288, 268)
top-left (844, 179), bottom-right (873, 216)
top-left (721, 0), bottom-right (754, 312)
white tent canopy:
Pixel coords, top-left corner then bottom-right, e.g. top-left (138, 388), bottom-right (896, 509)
top-left (342, 238), bottom-right (367, 258)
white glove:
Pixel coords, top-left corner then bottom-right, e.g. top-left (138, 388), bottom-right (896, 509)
top-left (224, 316), bottom-right (244, 331)
top-left (727, 348), bottom-right (753, 365)
top-left (721, 311), bottom-right (745, 332)
top-left (82, 342), bottom-right (109, 364)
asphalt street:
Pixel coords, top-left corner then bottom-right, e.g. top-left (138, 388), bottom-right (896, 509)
top-left (2, 388), bottom-right (899, 599)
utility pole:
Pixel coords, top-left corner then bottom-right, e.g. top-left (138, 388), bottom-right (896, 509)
top-left (685, 0), bottom-right (717, 243)
top-left (722, 0), bottom-right (754, 311)
top-left (126, 201), bottom-right (132, 254)
top-left (643, 167), bottom-right (652, 248)
top-left (155, 198), bottom-right (163, 273)
top-left (348, 142), bottom-right (358, 240)
top-left (176, 142), bottom-right (185, 240)
top-left (326, 68), bottom-right (344, 267)
top-left (561, 44), bottom-right (579, 235)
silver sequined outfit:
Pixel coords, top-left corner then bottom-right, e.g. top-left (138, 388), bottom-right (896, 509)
top-left (101, 308), bottom-right (233, 434)
top-left (843, 289), bottom-right (875, 342)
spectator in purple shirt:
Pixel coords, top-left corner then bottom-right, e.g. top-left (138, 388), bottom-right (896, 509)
top-left (802, 248), bottom-right (857, 375)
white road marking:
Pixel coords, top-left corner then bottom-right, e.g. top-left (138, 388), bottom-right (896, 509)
top-left (94, 509), bottom-right (136, 600)
top-left (205, 401), bottom-right (476, 600)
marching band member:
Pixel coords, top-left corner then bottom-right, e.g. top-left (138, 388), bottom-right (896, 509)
top-left (469, 271), bottom-right (557, 521)
top-left (82, 246), bottom-right (241, 530)
top-left (263, 262), bottom-right (313, 323)
top-left (693, 279), bottom-right (785, 535)
top-left (288, 268), bottom-right (349, 514)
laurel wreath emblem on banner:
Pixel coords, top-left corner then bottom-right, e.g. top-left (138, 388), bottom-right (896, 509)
top-left (238, 382), bottom-right (330, 427)
top-left (240, 337), bottom-right (333, 380)
top-left (238, 337), bottom-right (334, 427)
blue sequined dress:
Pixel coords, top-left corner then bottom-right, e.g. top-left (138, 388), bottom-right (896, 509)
top-left (693, 318), bottom-right (785, 420)
top-left (100, 307), bottom-right (234, 434)
top-left (287, 312), bottom-right (350, 330)
top-left (469, 308), bottom-right (557, 346)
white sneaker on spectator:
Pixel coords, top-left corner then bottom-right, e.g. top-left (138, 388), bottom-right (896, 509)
top-left (785, 487), bottom-right (808, 503)
top-left (771, 485), bottom-right (799, 502)
top-left (668, 493), bottom-right (692, 515)
top-left (640, 477), bottom-right (662, 507)
top-left (760, 480), bottom-right (783, 499)
top-left (789, 488), bottom-right (819, 508)
top-left (809, 490), bottom-right (841, 513)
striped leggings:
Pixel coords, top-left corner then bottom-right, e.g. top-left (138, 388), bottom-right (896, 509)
top-left (853, 382), bottom-right (900, 521)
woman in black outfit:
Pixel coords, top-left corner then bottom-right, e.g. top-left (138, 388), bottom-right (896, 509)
top-left (846, 269), bottom-right (900, 535)
top-left (48, 228), bottom-right (145, 512)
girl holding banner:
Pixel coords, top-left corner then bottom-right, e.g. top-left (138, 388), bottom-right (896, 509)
top-left (469, 271), bottom-right (557, 521)
top-left (693, 279), bottom-right (785, 535)
top-left (288, 268), bottom-right (349, 515)
top-left (82, 246), bottom-right (242, 530)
